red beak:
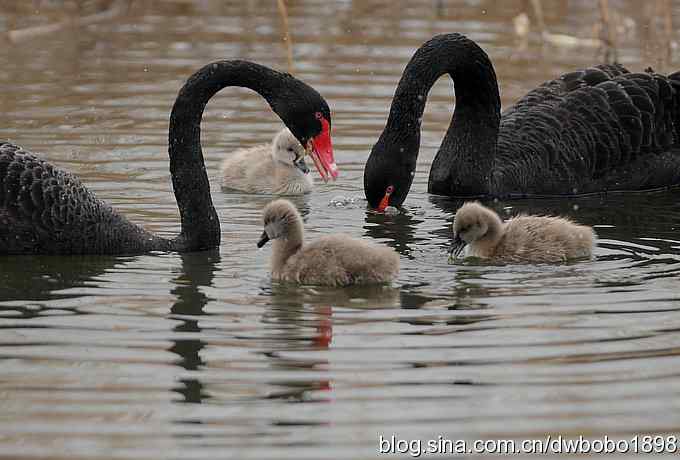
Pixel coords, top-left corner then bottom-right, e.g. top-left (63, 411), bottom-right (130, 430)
top-left (308, 116), bottom-right (338, 182)
top-left (377, 185), bottom-right (394, 212)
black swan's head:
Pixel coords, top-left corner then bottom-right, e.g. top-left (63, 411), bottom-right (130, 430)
top-left (273, 79), bottom-right (337, 182)
top-left (364, 130), bottom-right (419, 209)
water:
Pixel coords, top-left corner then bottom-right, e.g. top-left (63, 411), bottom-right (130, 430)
top-left (1, 1), bottom-right (680, 459)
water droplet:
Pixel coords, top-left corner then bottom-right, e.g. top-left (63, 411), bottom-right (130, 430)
top-left (329, 196), bottom-right (356, 207)
top-left (384, 206), bottom-right (399, 216)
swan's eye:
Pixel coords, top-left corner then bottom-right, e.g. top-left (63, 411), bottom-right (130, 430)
top-left (287, 147), bottom-right (294, 152)
top-left (314, 112), bottom-right (323, 120)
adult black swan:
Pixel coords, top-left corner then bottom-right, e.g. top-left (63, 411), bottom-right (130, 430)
top-left (0, 60), bottom-right (335, 255)
top-left (364, 33), bottom-right (680, 209)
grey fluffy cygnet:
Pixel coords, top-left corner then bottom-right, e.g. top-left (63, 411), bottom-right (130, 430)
top-left (258, 199), bottom-right (400, 286)
top-left (221, 128), bottom-right (313, 195)
top-left (450, 202), bottom-right (596, 264)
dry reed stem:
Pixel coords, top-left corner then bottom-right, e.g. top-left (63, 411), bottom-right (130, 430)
top-left (276, 0), bottom-right (295, 74)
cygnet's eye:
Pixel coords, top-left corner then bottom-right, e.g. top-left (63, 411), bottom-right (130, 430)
top-left (459, 225), bottom-right (469, 233)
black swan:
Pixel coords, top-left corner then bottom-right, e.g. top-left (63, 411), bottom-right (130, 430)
top-left (0, 60), bottom-right (335, 255)
top-left (364, 33), bottom-right (680, 208)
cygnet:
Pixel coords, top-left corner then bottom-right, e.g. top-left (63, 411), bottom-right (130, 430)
top-left (221, 128), bottom-right (313, 195)
top-left (258, 199), bottom-right (400, 285)
top-left (450, 202), bottom-right (596, 264)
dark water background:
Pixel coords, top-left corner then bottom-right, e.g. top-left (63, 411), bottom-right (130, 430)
top-left (1, 1), bottom-right (679, 458)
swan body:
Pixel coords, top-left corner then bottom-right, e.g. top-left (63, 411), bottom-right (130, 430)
top-left (221, 128), bottom-right (313, 195)
top-left (258, 199), bottom-right (399, 286)
top-left (1, 61), bottom-right (335, 255)
top-left (365, 33), bottom-right (680, 208)
top-left (0, 142), bottom-right (169, 254)
top-left (450, 202), bottom-right (596, 264)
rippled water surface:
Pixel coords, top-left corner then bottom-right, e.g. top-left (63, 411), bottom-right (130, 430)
top-left (1, 1), bottom-right (680, 459)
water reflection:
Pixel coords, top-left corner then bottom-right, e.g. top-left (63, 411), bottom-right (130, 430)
top-left (170, 249), bottom-right (221, 404)
top-left (261, 284), bottom-right (333, 401)
top-left (363, 208), bottom-right (424, 258)
top-left (2, 1), bottom-right (680, 459)
top-left (0, 254), bottom-right (124, 303)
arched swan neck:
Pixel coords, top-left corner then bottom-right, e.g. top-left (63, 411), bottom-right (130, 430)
top-left (376, 34), bottom-right (502, 201)
top-left (168, 61), bottom-right (284, 252)
top-left (388, 34), bottom-right (500, 133)
top-left (482, 211), bottom-right (504, 245)
top-left (272, 217), bottom-right (304, 274)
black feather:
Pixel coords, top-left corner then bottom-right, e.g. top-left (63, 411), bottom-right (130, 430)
top-left (365, 33), bottom-right (680, 206)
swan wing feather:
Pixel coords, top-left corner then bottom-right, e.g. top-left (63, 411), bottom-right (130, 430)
top-left (0, 142), bottom-right (151, 254)
top-left (495, 66), bottom-right (680, 194)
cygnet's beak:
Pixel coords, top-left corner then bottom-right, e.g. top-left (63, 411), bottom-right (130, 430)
top-left (448, 234), bottom-right (466, 263)
top-left (293, 156), bottom-right (310, 175)
top-left (257, 231), bottom-right (270, 248)
top-left (306, 116), bottom-right (338, 182)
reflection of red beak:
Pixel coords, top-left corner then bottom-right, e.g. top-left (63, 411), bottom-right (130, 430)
top-left (377, 185), bottom-right (394, 212)
top-left (307, 116), bottom-right (338, 182)
top-left (314, 305), bottom-right (333, 349)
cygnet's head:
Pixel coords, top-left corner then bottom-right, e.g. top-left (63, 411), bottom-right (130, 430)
top-left (257, 199), bottom-right (301, 248)
top-left (450, 202), bottom-right (498, 259)
top-left (272, 128), bottom-right (310, 174)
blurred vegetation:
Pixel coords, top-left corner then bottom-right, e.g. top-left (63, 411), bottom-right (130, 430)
top-left (0, 0), bottom-right (677, 71)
